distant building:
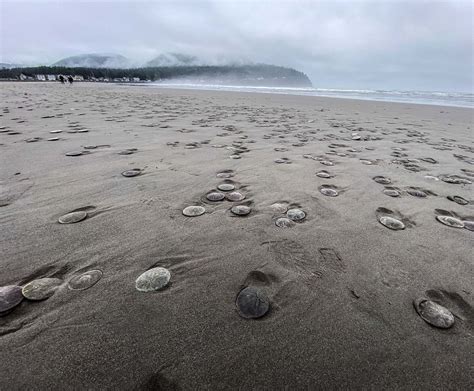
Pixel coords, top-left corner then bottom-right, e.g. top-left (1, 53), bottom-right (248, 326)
top-left (132, 77), bottom-right (140, 82)
top-left (46, 74), bottom-right (56, 81)
top-left (35, 74), bottom-right (46, 81)
top-left (19, 73), bottom-right (27, 81)
top-left (73, 75), bottom-right (84, 81)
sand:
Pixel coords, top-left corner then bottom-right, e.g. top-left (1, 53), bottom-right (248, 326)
top-left (0, 82), bottom-right (473, 390)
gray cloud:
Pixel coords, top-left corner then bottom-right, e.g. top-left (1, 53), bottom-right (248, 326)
top-left (1, 0), bottom-right (472, 91)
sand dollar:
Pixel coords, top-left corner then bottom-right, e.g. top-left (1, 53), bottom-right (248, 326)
top-left (316, 171), bottom-right (332, 178)
top-left (68, 270), bottom-right (103, 290)
top-left (270, 203), bottom-right (288, 213)
top-left (231, 205), bottom-right (251, 216)
top-left (287, 208), bottom-right (306, 221)
top-left (436, 215), bottom-right (464, 228)
top-left (320, 187), bottom-right (338, 197)
top-left (182, 205), bottom-right (205, 217)
top-left (0, 285), bottom-right (23, 315)
top-left (206, 192), bottom-right (225, 202)
top-left (373, 176), bottom-right (391, 184)
top-left (275, 217), bottom-right (295, 228)
top-left (414, 298), bottom-right (454, 329)
top-left (217, 183), bottom-right (235, 191)
top-left (226, 191), bottom-right (245, 202)
top-left (65, 151), bottom-right (83, 157)
top-left (22, 278), bottom-right (62, 301)
top-left (121, 169), bottom-right (141, 177)
top-left (378, 216), bottom-right (405, 230)
top-left (236, 286), bottom-right (270, 319)
top-left (58, 210), bottom-right (88, 224)
top-left (447, 196), bottom-right (468, 205)
top-left (383, 189), bottom-right (401, 197)
top-left (320, 160), bottom-right (334, 166)
top-left (216, 171), bottom-right (235, 179)
top-left (407, 189), bottom-right (427, 197)
top-left (463, 221), bottom-right (474, 231)
top-left (135, 267), bottom-right (170, 292)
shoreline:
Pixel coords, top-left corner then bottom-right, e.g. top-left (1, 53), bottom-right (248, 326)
top-left (2, 80), bottom-right (473, 108)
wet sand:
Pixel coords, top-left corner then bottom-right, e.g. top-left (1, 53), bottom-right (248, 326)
top-left (0, 82), bottom-right (473, 390)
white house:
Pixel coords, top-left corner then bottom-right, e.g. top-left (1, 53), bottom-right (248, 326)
top-left (35, 74), bottom-right (46, 81)
top-left (73, 75), bottom-right (84, 81)
top-left (46, 74), bottom-right (56, 81)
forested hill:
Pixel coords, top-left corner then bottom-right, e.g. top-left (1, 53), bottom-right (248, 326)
top-left (0, 64), bottom-right (312, 87)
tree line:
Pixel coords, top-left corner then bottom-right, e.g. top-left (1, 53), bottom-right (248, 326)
top-left (0, 64), bottom-right (312, 86)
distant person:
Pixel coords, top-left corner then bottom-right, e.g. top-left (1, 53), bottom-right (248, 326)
top-left (68, 76), bottom-right (74, 85)
top-left (59, 75), bottom-right (65, 84)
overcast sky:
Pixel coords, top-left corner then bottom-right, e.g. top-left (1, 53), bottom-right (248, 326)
top-left (1, 0), bottom-right (472, 91)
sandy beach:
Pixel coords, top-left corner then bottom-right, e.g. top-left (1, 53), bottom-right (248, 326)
top-left (0, 82), bottom-right (473, 390)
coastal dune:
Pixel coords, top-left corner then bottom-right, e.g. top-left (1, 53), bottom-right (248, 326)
top-left (0, 82), bottom-right (472, 390)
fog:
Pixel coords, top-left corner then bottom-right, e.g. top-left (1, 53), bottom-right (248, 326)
top-left (1, 0), bottom-right (472, 91)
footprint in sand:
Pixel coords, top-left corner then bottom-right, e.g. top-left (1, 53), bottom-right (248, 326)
top-left (263, 239), bottom-right (322, 279)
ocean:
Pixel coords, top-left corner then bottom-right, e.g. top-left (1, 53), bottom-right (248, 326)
top-left (143, 82), bottom-right (473, 108)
